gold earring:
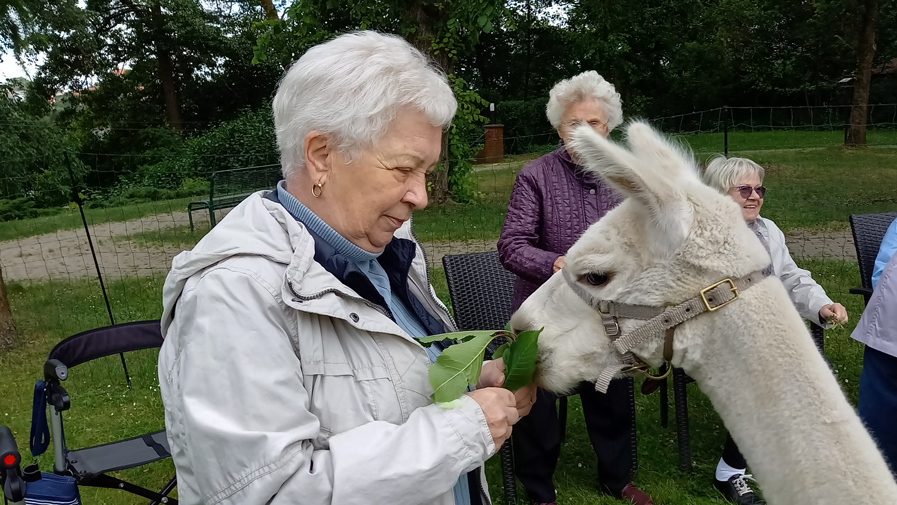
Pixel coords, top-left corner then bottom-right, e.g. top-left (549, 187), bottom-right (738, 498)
top-left (312, 180), bottom-right (324, 198)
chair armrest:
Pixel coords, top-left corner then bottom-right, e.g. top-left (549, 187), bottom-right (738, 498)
top-left (849, 287), bottom-right (873, 306)
top-left (849, 287), bottom-right (873, 297)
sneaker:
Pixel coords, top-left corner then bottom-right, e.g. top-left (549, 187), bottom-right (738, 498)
top-left (620, 483), bottom-right (653, 505)
top-left (713, 474), bottom-right (765, 504)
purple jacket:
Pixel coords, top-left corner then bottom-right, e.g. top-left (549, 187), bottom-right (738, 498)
top-left (498, 142), bottom-right (621, 311)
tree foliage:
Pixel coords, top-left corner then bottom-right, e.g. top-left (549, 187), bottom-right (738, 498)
top-left (0, 0), bottom-right (895, 208)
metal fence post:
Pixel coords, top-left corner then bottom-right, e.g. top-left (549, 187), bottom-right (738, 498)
top-left (64, 152), bottom-right (131, 388)
top-left (723, 105), bottom-right (729, 156)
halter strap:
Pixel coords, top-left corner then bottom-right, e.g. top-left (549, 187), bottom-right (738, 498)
top-left (562, 267), bottom-right (771, 393)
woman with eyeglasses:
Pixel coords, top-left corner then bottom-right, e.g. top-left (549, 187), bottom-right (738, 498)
top-left (702, 156), bottom-right (848, 504)
top-left (498, 71), bottom-right (653, 505)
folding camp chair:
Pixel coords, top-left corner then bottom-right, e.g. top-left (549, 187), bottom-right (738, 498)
top-left (30, 321), bottom-right (177, 504)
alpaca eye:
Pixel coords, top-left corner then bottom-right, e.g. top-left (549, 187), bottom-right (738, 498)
top-left (585, 272), bottom-right (608, 286)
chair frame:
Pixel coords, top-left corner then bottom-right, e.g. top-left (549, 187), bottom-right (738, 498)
top-left (38, 320), bottom-right (177, 505)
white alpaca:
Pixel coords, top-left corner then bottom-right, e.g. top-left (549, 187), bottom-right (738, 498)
top-left (510, 122), bottom-right (897, 504)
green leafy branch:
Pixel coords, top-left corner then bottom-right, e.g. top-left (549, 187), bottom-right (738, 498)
top-left (419, 327), bottom-right (542, 404)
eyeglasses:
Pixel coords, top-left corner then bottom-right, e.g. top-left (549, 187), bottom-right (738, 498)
top-left (563, 120), bottom-right (608, 132)
top-left (731, 185), bottom-right (767, 199)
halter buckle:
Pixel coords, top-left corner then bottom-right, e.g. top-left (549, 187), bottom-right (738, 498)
top-left (700, 278), bottom-right (738, 312)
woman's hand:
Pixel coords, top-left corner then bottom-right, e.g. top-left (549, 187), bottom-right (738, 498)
top-left (553, 256), bottom-right (566, 273)
top-left (467, 388), bottom-right (519, 448)
top-left (513, 383), bottom-right (537, 417)
top-left (475, 358), bottom-right (537, 418)
top-left (819, 303), bottom-right (848, 325)
top-left (477, 358), bottom-right (505, 389)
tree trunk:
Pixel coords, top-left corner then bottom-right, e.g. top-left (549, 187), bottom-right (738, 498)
top-left (151, 2), bottom-right (183, 131)
top-left (845, 0), bottom-right (878, 147)
top-left (259, 0), bottom-right (279, 20)
top-left (0, 268), bottom-right (18, 351)
top-left (405, 0), bottom-right (454, 203)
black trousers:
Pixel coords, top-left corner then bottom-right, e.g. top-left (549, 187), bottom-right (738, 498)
top-left (512, 380), bottom-right (634, 503)
top-left (721, 432), bottom-right (748, 471)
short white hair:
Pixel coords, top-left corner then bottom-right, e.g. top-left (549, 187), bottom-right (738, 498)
top-left (702, 156), bottom-right (766, 194)
top-left (546, 71), bottom-right (623, 131)
top-left (273, 31), bottom-right (457, 178)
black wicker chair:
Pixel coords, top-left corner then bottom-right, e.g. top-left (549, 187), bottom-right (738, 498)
top-left (657, 324), bottom-right (825, 472)
top-left (442, 250), bottom-right (637, 504)
top-left (848, 212), bottom-right (897, 305)
top-left (32, 321), bottom-right (177, 504)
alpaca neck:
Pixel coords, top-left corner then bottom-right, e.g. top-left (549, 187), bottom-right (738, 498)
top-left (676, 280), bottom-right (897, 505)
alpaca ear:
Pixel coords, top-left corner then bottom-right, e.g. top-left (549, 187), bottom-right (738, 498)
top-left (625, 121), bottom-right (701, 184)
top-left (569, 124), bottom-right (692, 256)
top-left (568, 125), bottom-right (650, 200)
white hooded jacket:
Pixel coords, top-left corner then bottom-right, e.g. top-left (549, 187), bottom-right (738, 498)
top-left (158, 192), bottom-right (495, 505)
top-left (755, 216), bottom-right (834, 326)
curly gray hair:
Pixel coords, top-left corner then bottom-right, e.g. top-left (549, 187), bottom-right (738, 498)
top-left (546, 71), bottom-right (623, 131)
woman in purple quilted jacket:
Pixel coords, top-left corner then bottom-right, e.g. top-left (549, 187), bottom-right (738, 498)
top-left (498, 72), bottom-right (653, 505)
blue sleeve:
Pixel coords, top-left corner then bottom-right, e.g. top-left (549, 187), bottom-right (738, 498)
top-left (872, 218), bottom-right (897, 290)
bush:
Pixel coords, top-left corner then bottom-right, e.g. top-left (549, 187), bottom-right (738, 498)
top-left (85, 178), bottom-right (210, 209)
top-left (0, 197), bottom-right (63, 222)
top-left (496, 99), bottom-right (558, 155)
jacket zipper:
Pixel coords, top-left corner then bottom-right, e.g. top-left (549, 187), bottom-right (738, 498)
top-left (288, 282), bottom-right (391, 318)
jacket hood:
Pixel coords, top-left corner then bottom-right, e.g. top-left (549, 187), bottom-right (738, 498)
top-left (161, 191), bottom-right (308, 336)
top-left (161, 190), bottom-right (453, 338)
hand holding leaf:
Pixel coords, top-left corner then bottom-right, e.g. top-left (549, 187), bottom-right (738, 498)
top-left (422, 328), bottom-right (542, 404)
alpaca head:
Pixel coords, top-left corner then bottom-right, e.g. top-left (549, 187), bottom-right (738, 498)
top-left (510, 122), bottom-right (772, 394)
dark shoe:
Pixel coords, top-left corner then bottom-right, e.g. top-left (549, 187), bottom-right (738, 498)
top-left (620, 483), bottom-right (653, 505)
top-left (713, 474), bottom-right (765, 504)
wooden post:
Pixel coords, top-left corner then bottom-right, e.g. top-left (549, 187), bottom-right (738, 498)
top-left (0, 268), bottom-right (18, 351)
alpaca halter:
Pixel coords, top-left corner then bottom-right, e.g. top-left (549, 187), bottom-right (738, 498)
top-left (561, 267), bottom-right (772, 393)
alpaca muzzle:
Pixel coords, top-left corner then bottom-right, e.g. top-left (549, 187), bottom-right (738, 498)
top-left (561, 267), bottom-right (772, 393)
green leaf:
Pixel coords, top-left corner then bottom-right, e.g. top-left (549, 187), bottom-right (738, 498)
top-left (428, 332), bottom-right (495, 403)
top-left (477, 14), bottom-right (488, 27)
top-left (483, 20), bottom-right (493, 33)
top-left (502, 328), bottom-right (542, 391)
top-left (491, 342), bottom-right (510, 360)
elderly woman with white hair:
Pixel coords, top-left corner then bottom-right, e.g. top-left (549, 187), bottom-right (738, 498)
top-left (158, 31), bottom-right (536, 505)
top-left (702, 156), bottom-right (848, 504)
top-left (497, 71), bottom-right (653, 505)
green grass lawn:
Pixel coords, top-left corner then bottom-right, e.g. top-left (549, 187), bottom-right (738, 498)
top-left (676, 128), bottom-right (897, 153)
top-left (0, 259), bottom-right (868, 504)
